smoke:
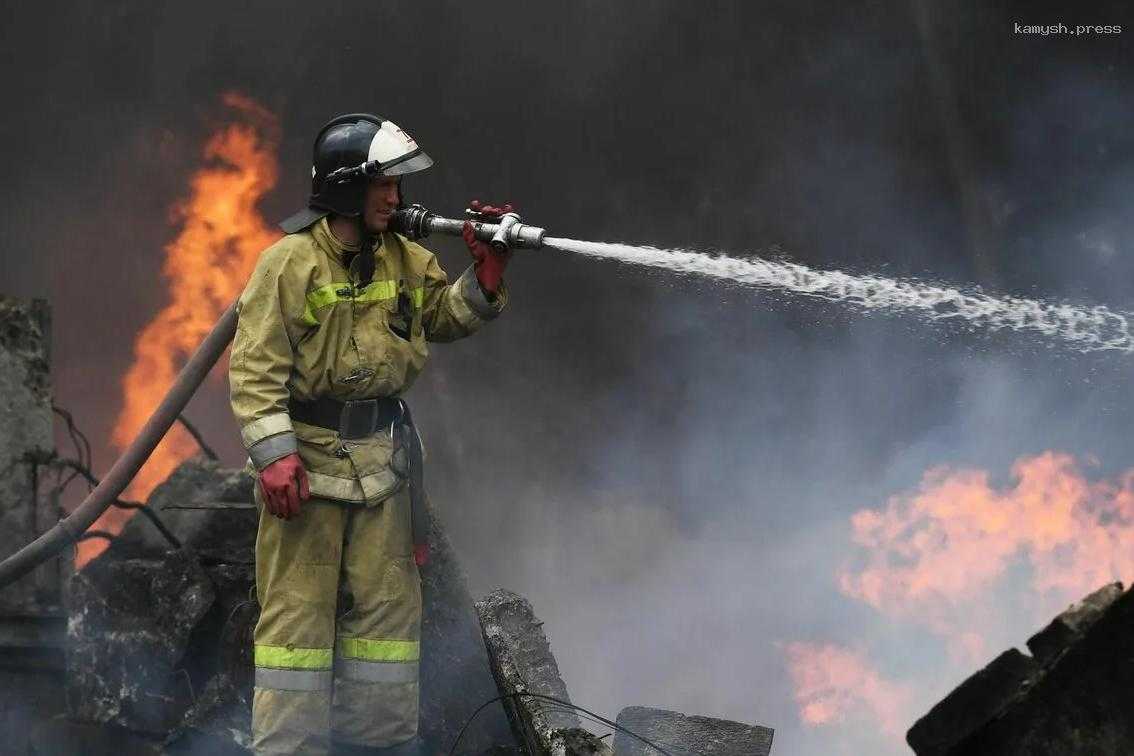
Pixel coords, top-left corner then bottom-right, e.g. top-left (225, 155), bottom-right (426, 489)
top-left (5, 1), bottom-right (1134, 754)
top-left (784, 642), bottom-right (911, 737)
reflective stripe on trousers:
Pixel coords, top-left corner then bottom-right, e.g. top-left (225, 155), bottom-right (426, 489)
top-left (253, 640), bottom-right (419, 688)
top-left (336, 637), bottom-right (421, 683)
top-left (254, 644), bottom-right (334, 691)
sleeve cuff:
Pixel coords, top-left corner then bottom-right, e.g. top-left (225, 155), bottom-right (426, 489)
top-left (240, 412), bottom-right (294, 447)
top-left (458, 265), bottom-right (507, 321)
top-left (248, 432), bottom-right (298, 470)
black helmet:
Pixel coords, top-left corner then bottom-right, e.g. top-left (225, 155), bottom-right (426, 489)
top-left (280, 113), bottom-right (433, 233)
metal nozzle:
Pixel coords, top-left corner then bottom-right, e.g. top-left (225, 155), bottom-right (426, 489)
top-left (491, 212), bottom-right (521, 252)
top-left (391, 204), bottom-right (546, 250)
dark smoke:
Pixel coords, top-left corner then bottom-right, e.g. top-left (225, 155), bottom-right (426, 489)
top-left (3, 1), bottom-right (1134, 752)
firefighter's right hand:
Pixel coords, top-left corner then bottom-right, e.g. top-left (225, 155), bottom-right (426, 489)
top-left (259, 453), bottom-right (310, 519)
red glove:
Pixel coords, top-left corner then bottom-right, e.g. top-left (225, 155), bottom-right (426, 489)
top-left (259, 452), bottom-right (310, 520)
top-left (463, 199), bottom-right (514, 296)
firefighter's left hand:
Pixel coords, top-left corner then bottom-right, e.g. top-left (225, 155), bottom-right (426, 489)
top-left (463, 200), bottom-right (514, 296)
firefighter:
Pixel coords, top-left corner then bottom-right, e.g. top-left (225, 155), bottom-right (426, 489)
top-left (229, 113), bottom-right (511, 755)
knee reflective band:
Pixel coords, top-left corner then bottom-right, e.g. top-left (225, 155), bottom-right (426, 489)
top-left (255, 644), bottom-right (334, 692)
top-left (336, 637), bottom-right (420, 683)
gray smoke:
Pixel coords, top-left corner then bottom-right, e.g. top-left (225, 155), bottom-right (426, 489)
top-left (4, 1), bottom-right (1134, 753)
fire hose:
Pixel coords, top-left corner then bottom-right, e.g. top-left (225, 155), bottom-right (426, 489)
top-left (0, 205), bottom-right (547, 589)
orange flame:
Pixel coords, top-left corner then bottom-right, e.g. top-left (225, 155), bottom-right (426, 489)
top-left (784, 641), bottom-right (911, 737)
top-left (84, 93), bottom-right (281, 566)
top-left (786, 451), bottom-right (1134, 739)
top-left (838, 451), bottom-right (1134, 653)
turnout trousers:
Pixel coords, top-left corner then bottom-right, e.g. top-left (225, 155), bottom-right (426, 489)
top-left (251, 484), bottom-right (422, 755)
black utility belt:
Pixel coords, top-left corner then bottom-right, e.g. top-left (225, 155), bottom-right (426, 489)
top-left (288, 395), bottom-right (410, 440)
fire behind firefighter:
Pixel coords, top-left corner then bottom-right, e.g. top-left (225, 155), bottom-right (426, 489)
top-left (229, 113), bottom-right (512, 754)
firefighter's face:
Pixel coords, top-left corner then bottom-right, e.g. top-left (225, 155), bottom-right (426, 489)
top-left (363, 176), bottom-right (400, 232)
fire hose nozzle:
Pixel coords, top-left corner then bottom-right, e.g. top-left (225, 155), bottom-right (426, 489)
top-left (391, 204), bottom-right (546, 250)
top-left (490, 212), bottom-right (521, 253)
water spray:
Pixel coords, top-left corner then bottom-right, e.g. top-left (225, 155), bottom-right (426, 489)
top-left (395, 203), bottom-right (1134, 353)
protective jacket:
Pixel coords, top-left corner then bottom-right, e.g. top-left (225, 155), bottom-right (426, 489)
top-left (231, 217), bottom-right (506, 494)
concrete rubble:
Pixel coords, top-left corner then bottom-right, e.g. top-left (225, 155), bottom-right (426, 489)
top-left (475, 589), bottom-right (606, 756)
top-left (474, 589), bottom-right (774, 756)
top-left (0, 296), bottom-right (70, 756)
top-left (63, 459), bottom-right (514, 753)
top-left (66, 548), bottom-right (216, 734)
top-left (1, 293), bottom-right (774, 754)
top-left (908, 581), bottom-right (1134, 755)
top-left (92, 459), bottom-right (259, 752)
top-left (0, 296), bottom-right (59, 619)
top-left (614, 707), bottom-right (774, 756)
top-left (418, 498), bottom-right (514, 752)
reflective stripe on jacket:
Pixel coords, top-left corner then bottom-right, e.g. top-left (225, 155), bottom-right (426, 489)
top-left (230, 217), bottom-right (506, 502)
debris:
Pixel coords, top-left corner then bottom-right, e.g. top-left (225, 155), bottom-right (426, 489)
top-left (614, 706), bottom-right (774, 756)
top-left (475, 589), bottom-right (611, 756)
top-left (907, 649), bottom-right (1038, 755)
top-left (60, 457), bottom-right (522, 750)
top-left (27, 716), bottom-right (163, 755)
top-left (107, 459), bottom-right (256, 564)
top-left (0, 296), bottom-right (59, 617)
top-left (419, 497), bottom-right (514, 752)
top-left (908, 582), bottom-right (1134, 755)
top-left (1025, 582), bottom-right (1123, 666)
top-left (65, 548), bottom-right (215, 734)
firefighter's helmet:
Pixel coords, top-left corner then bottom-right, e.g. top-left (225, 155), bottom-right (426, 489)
top-left (280, 113), bottom-right (433, 233)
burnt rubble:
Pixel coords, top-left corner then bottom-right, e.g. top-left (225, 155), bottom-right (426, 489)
top-left (419, 499), bottom-right (514, 752)
top-left (65, 481), bottom-right (779, 755)
top-left (614, 708), bottom-right (774, 756)
top-left (66, 548), bottom-right (216, 734)
top-left (475, 589), bottom-right (605, 755)
top-left (908, 582), bottom-right (1134, 755)
top-left (2, 293), bottom-right (774, 754)
top-left (474, 589), bottom-right (775, 756)
top-left (67, 458), bottom-right (514, 754)
top-left (0, 296), bottom-right (60, 620)
top-left (70, 459), bottom-right (259, 752)
top-left (0, 296), bottom-right (70, 755)
top-left (2, 458), bottom-right (780, 755)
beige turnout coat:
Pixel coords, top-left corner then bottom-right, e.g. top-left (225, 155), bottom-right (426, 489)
top-left (229, 217), bottom-right (506, 501)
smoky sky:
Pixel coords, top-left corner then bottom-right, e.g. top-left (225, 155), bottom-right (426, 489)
top-left (4, 1), bottom-right (1134, 753)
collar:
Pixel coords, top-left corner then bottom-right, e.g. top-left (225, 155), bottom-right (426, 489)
top-left (312, 216), bottom-right (361, 262)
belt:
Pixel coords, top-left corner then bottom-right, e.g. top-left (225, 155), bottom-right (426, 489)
top-left (288, 394), bottom-right (429, 561)
top-left (288, 395), bottom-right (406, 440)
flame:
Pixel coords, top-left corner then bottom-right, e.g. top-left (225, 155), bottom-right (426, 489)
top-left (786, 451), bottom-right (1134, 740)
top-left (784, 642), bottom-right (911, 737)
top-left (83, 93), bottom-right (281, 566)
top-left (837, 451), bottom-right (1134, 652)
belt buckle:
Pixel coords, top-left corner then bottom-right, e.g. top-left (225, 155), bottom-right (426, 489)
top-left (339, 399), bottom-right (379, 440)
